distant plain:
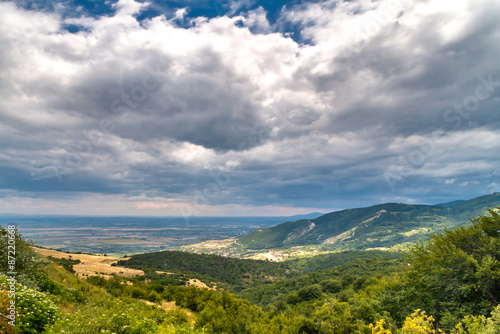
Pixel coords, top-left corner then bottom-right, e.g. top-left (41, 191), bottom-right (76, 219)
top-left (0, 215), bottom-right (319, 255)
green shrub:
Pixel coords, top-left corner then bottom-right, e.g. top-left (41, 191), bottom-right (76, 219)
top-left (0, 274), bottom-right (59, 334)
top-left (148, 290), bottom-right (161, 303)
top-left (45, 297), bottom-right (165, 334)
top-left (131, 287), bottom-right (147, 299)
top-left (166, 308), bottom-right (190, 325)
top-left (0, 226), bottom-right (47, 289)
top-left (86, 275), bottom-right (107, 287)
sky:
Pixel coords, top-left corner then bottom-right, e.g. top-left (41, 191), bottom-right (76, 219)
top-left (0, 0), bottom-right (499, 217)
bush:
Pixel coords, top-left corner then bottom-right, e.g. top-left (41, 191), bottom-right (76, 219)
top-left (86, 275), bottom-right (107, 287)
top-left (0, 274), bottom-right (59, 334)
top-left (0, 226), bottom-right (46, 289)
top-left (166, 308), bottom-right (190, 325)
top-left (401, 309), bottom-right (443, 334)
top-left (452, 305), bottom-right (500, 334)
top-left (131, 287), bottom-right (147, 299)
top-left (148, 290), bottom-right (161, 303)
top-left (45, 297), bottom-right (165, 334)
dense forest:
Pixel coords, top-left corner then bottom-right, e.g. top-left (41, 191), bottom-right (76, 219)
top-left (116, 250), bottom-right (290, 287)
top-left (116, 249), bottom-right (402, 290)
top-left (1, 209), bottom-right (500, 333)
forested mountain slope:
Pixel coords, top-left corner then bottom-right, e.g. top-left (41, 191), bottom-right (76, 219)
top-left (238, 193), bottom-right (500, 250)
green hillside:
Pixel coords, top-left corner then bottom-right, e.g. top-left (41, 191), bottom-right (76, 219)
top-left (116, 250), bottom-right (289, 287)
top-left (238, 193), bottom-right (500, 250)
top-left (117, 249), bottom-right (402, 292)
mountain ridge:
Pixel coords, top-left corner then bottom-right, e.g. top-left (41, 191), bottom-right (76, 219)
top-left (238, 193), bottom-right (500, 250)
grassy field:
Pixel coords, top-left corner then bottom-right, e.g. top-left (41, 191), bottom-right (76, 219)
top-left (32, 247), bottom-right (145, 278)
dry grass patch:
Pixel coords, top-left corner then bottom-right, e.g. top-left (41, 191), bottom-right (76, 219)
top-left (32, 247), bottom-right (144, 278)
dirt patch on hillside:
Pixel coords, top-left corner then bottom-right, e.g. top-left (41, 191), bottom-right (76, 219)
top-left (187, 278), bottom-right (216, 290)
top-left (155, 270), bottom-right (174, 275)
top-left (32, 247), bottom-right (144, 278)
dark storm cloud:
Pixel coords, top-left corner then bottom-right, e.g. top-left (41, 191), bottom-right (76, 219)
top-left (112, 63), bottom-right (266, 151)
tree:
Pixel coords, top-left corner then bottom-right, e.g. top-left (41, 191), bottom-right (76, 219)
top-left (298, 284), bottom-right (323, 301)
top-left (404, 209), bottom-right (500, 328)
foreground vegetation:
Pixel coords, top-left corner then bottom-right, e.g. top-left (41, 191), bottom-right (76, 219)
top-left (1, 208), bottom-right (500, 333)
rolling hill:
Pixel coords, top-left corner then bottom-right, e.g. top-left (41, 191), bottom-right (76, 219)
top-left (238, 193), bottom-right (500, 250)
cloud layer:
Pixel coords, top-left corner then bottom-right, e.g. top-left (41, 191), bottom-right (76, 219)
top-left (1, 0), bottom-right (500, 216)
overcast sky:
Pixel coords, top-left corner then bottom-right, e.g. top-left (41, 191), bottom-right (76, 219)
top-left (0, 0), bottom-right (499, 216)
